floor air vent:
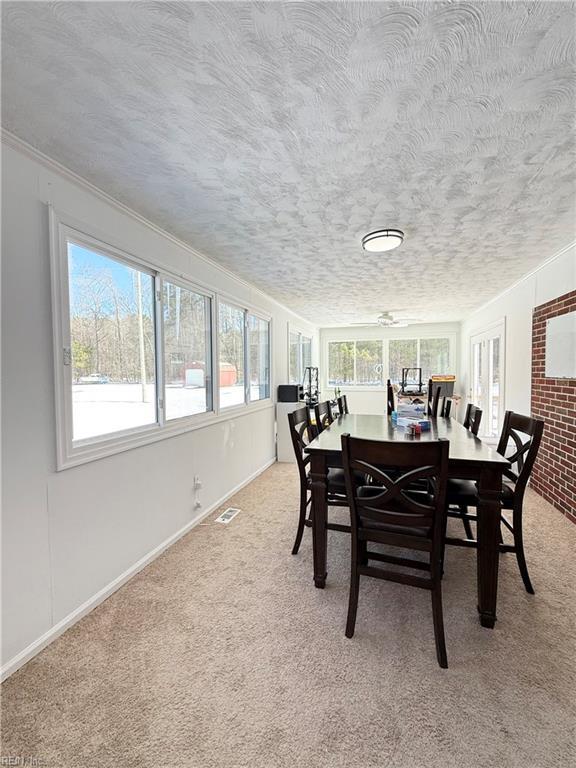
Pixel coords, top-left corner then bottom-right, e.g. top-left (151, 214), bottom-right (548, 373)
top-left (215, 507), bottom-right (241, 524)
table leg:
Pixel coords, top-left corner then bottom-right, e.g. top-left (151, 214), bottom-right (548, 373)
top-left (476, 465), bottom-right (503, 628)
top-left (310, 453), bottom-right (328, 589)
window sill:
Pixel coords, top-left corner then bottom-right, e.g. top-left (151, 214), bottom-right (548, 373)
top-left (58, 399), bottom-right (274, 471)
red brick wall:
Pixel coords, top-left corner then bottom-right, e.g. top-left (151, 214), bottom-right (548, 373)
top-left (531, 289), bottom-right (576, 524)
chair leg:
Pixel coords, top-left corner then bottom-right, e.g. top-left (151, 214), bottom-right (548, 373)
top-left (345, 543), bottom-right (360, 638)
top-left (359, 540), bottom-right (368, 566)
top-left (441, 510), bottom-right (449, 576)
top-left (431, 581), bottom-right (448, 669)
top-left (512, 505), bottom-right (534, 594)
top-left (459, 504), bottom-right (474, 540)
top-left (291, 486), bottom-right (309, 555)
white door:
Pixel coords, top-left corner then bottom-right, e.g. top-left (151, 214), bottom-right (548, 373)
top-left (470, 321), bottom-right (505, 438)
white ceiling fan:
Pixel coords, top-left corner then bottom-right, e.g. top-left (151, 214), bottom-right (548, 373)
top-left (350, 311), bottom-right (418, 328)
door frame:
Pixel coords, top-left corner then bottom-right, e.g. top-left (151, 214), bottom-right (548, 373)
top-left (469, 318), bottom-right (506, 439)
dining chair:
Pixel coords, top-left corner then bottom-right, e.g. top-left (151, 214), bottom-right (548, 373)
top-left (386, 379), bottom-right (395, 416)
top-left (314, 400), bottom-right (334, 434)
top-left (446, 410), bottom-right (544, 593)
top-left (463, 403), bottom-right (482, 435)
top-left (427, 382), bottom-right (441, 417)
top-left (341, 434), bottom-right (450, 668)
top-left (440, 397), bottom-right (452, 418)
top-left (288, 406), bottom-right (350, 555)
top-left (337, 394), bottom-right (349, 416)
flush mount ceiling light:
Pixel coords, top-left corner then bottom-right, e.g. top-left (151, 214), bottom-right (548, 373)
top-left (362, 229), bottom-right (404, 253)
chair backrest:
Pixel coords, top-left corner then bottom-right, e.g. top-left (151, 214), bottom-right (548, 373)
top-left (341, 435), bottom-right (449, 552)
top-left (288, 406), bottom-right (315, 483)
top-left (463, 403), bottom-right (482, 436)
top-left (427, 383), bottom-right (441, 417)
top-left (337, 394), bottom-right (349, 416)
top-left (496, 411), bottom-right (544, 495)
top-left (314, 400), bottom-right (334, 433)
top-left (386, 379), bottom-right (395, 416)
top-left (440, 397), bottom-right (452, 418)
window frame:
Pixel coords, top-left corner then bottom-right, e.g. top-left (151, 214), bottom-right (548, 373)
top-left (216, 295), bottom-right (272, 413)
top-left (325, 334), bottom-right (457, 390)
top-left (50, 208), bottom-right (273, 470)
top-left (288, 325), bottom-right (313, 384)
top-left (159, 274), bottom-right (215, 424)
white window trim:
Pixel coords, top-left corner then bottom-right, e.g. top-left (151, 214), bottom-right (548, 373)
top-left (288, 323), bottom-right (313, 384)
top-left (216, 297), bottom-right (273, 411)
top-left (50, 207), bottom-right (273, 470)
top-left (325, 333), bottom-right (457, 390)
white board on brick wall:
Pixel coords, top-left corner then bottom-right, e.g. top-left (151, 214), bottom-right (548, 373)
top-left (545, 311), bottom-right (576, 378)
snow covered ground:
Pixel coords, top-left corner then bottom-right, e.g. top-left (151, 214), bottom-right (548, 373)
top-left (72, 382), bottom-right (261, 440)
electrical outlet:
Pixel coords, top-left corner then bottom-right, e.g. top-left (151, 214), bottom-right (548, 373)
top-left (194, 500), bottom-right (202, 510)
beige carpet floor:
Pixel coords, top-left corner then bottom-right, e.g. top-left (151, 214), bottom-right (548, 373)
top-left (2, 463), bottom-right (575, 768)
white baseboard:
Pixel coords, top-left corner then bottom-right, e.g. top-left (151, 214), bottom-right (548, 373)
top-left (1, 457), bottom-right (276, 682)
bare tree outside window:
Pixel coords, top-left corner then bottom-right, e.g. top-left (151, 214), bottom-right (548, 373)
top-left (248, 315), bottom-right (270, 401)
top-left (219, 302), bottom-right (245, 408)
top-left (163, 282), bottom-right (212, 420)
top-left (68, 242), bottom-right (156, 440)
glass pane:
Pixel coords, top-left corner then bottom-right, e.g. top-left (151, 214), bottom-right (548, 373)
top-left (301, 336), bottom-right (312, 378)
top-left (289, 331), bottom-right (300, 384)
top-left (68, 242), bottom-right (156, 441)
top-left (355, 340), bottom-right (383, 385)
top-left (388, 339), bottom-right (417, 384)
top-left (472, 341), bottom-right (482, 406)
top-left (419, 338), bottom-right (451, 382)
top-left (219, 302), bottom-right (245, 408)
top-left (163, 282), bottom-right (212, 420)
top-left (489, 337), bottom-right (500, 436)
top-left (328, 341), bottom-right (355, 386)
top-left (248, 315), bottom-right (270, 401)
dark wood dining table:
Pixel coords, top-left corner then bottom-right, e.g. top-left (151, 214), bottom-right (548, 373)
top-left (304, 413), bottom-right (510, 629)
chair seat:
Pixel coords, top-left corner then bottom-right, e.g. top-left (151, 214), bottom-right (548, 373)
top-left (357, 486), bottom-right (431, 537)
top-left (306, 467), bottom-right (364, 493)
top-left (447, 478), bottom-right (515, 506)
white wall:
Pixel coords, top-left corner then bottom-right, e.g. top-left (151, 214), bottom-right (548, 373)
top-left (1, 139), bottom-right (317, 677)
top-left (459, 245), bottom-right (576, 415)
top-left (319, 323), bottom-right (460, 414)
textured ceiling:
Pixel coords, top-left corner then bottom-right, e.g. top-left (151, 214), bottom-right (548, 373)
top-left (2, 1), bottom-right (576, 326)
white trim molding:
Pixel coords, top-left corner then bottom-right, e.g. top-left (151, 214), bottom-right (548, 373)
top-left (467, 240), bottom-right (576, 319)
top-left (49, 206), bottom-right (274, 469)
top-left (2, 129), bottom-right (316, 332)
top-left (0, 457), bottom-right (276, 682)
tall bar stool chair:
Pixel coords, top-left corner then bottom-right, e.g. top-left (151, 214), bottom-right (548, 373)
top-left (386, 380), bottom-right (395, 416)
top-left (446, 411), bottom-right (544, 593)
top-left (341, 435), bottom-right (450, 668)
top-left (314, 400), bottom-right (334, 434)
top-left (463, 403), bottom-right (482, 435)
top-left (287, 406), bottom-right (350, 555)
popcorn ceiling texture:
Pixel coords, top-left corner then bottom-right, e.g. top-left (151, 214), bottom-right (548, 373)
top-left (2, 1), bottom-right (575, 325)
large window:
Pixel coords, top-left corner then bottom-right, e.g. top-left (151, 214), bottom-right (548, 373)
top-left (328, 341), bottom-right (384, 386)
top-left (249, 315), bottom-right (270, 401)
top-left (389, 339), bottom-right (417, 384)
top-left (419, 338), bottom-right (451, 383)
top-left (289, 329), bottom-right (313, 383)
top-left (218, 302), bottom-right (246, 409)
top-left (328, 337), bottom-right (453, 387)
top-left (163, 281), bottom-right (212, 421)
top-left (68, 242), bottom-right (157, 441)
top-left (218, 302), bottom-right (271, 409)
top-left (52, 215), bottom-right (272, 469)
